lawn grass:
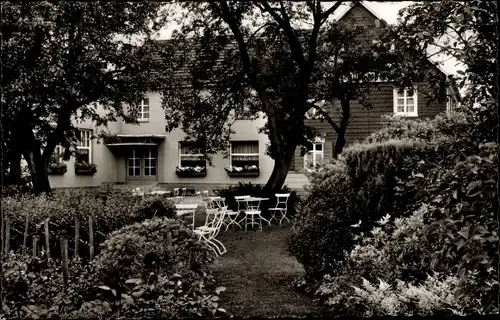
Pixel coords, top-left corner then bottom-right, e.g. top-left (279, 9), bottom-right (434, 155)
top-left (209, 224), bottom-right (329, 318)
top-left (177, 196), bottom-right (328, 317)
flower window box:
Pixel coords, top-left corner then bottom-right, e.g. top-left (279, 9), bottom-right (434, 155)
top-left (47, 163), bottom-right (67, 175)
top-left (175, 166), bottom-right (207, 177)
top-left (225, 165), bottom-right (260, 177)
top-left (75, 162), bottom-right (97, 175)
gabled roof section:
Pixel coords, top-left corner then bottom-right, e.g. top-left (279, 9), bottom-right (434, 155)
top-left (336, 1), bottom-right (386, 23)
top-left (335, 1), bottom-right (450, 77)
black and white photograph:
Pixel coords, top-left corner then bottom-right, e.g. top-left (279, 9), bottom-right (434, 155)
top-left (1, 1), bottom-right (498, 318)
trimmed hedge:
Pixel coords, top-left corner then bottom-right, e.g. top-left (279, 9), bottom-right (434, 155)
top-left (290, 139), bottom-right (437, 281)
top-left (290, 111), bottom-right (498, 315)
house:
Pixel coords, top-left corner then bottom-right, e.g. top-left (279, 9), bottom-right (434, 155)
top-left (47, 1), bottom-right (456, 192)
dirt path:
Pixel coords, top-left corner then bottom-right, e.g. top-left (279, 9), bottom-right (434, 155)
top-left (209, 224), bottom-right (328, 318)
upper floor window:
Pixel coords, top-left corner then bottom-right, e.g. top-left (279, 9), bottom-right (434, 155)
top-left (138, 98), bottom-right (149, 121)
top-left (76, 129), bottom-right (93, 164)
top-left (230, 141), bottom-right (259, 168)
top-left (393, 87), bottom-right (418, 117)
top-left (179, 142), bottom-right (206, 168)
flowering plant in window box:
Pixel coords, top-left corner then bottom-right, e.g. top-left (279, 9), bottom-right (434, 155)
top-left (47, 162), bottom-right (67, 175)
top-left (225, 165), bottom-right (260, 177)
top-left (75, 161), bottom-right (97, 175)
top-left (175, 166), bottom-right (207, 177)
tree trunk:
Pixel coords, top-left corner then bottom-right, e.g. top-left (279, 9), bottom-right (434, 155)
top-left (8, 150), bottom-right (22, 185)
top-left (264, 143), bottom-right (296, 194)
top-left (24, 149), bottom-right (51, 194)
top-left (332, 98), bottom-right (351, 159)
top-left (333, 133), bottom-right (346, 158)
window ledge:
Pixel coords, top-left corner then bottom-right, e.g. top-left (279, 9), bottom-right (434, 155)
top-left (394, 113), bottom-right (418, 117)
top-left (137, 119), bottom-right (149, 123)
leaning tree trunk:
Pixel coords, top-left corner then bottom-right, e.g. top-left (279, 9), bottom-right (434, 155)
top-left (24, 148), bottom-right (51, 194)
top-left (333, 132), bottom-right (346, 159)
top-left (333, 98), bottom-right (351, 159)
top-left (264, 142), bottom-right (296, 194)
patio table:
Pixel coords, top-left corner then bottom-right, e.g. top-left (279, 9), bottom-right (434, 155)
top-left (235, 197), bottom-right (270, 231)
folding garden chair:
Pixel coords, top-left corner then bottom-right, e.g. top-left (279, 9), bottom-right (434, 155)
top-left (181, 187), bottom-right (187, 197)
top-left (201, 198), bottom-right (221, 226)
top-left (210, 197), bottom-right (241, 230)
top-left (173, 188), bottom-right (180, 197)
top-left (234, 195), bottom-right (251, 227)
top-left (243, 197), bottom-right (270, 231)
top-left (193, 207), bottom-right (227, 256)
top-left (268, 193), bottom-right (291, 225)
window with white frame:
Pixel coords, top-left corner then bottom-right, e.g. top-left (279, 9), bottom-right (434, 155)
top-left (144, 148), bottom-right (157, 176)
top-left (138, 98), bottom-right (149, 121)
top-left (304, 138), bottom-right (324, 171)
top-left (230, 141), bottom-right (259, 168)
top-left (76, 129), bottom-right (92, 164)
top-left (178, 142), bottom-right (206, 168)
top-left (128, 149), bottom-right (141, 176)
top-left (393, 87), bottom-right (418, 117)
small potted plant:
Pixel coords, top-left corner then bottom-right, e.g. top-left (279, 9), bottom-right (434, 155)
top-left (175, 166), bottom-right (207, 177)
top-left (225, 165), bottom-right (260, 177)
top-left (75, 161), bottom-right (97, 175)
top-left (47, 162), bottom-right (67, 175)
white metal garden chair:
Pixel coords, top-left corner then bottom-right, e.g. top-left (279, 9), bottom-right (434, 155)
top-left (193, 207), bottom-right (227, 256)
top-left (181, 187), bottom-right (187, 197)
top-left (211, 197), bottom-right (241, 230)
top-left (243, 197), bottom-right (269, 231)
top-left (234, 195), bottom-right (251, 228)
top-left (268, 193), bottom-right (291, 225)
top-left (173, 188), bottom-right (180, 197)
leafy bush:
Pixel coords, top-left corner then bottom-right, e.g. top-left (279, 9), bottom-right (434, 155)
top-left (316, 202), bottom-right (496, 316)
top-left (365, 110), bottom-right (472, 143)
top-left (1, 188), bottom-right (176, 260)
top-left (291, 111), bottom-right (499, 311)
top-left (290, 139), bottom-right (434, 284)
top-left (2, 218), bottom-right (226, 319)
top-left (214, 182), bottom-right (300, 218)
top-left (289, 163), bottom-right (357, 283)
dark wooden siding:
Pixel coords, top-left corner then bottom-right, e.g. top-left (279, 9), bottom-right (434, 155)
top-left (290, 3), bottom-right (448, 171)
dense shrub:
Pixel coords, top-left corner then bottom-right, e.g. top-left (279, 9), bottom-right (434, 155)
top-left (214, 182), bottom-right (300, 218)
top-left (2, 218), bottom-right (226, 319)
top-left (316, 201), bottom-right (497, 316)
top-left (290, 139), bottom-right (434, 283)
top-left (289, 163), bottom-right (357, 282)
top-left (291, 109), bottom-right (498, 314)
top-left (1, 188), bottom-right (176, 260)
top-left (365, 110), bottom-right (472, 143)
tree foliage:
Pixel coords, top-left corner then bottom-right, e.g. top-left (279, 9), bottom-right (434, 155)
top-left (1, 2), bottom-right (170, 193)
top-left (386, 0), bottom-right (497, 140)
top-left (161, 1), bottom-right (395, 190)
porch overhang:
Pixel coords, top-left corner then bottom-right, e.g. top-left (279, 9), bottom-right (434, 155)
top-left (105, 134), bottom-right (166, 148)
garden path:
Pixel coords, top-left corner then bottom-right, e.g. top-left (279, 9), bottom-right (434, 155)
top-left (209, 224), bottom-right (329, 318)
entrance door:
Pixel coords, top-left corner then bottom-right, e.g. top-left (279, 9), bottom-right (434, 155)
top-left (126, 147), bottom-right (158, 183)
top-left (304, 139), bottom-right (324, 172)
